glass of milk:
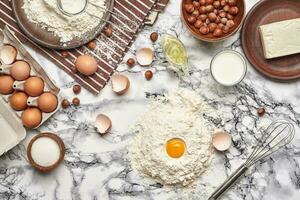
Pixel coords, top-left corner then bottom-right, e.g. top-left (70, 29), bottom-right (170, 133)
top-left (210, 50), bottom-right (247, 86)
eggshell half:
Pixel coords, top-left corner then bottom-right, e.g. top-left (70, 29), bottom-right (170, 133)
top-left (0, 45), bottom-right (17, 64)
top-left (212, 131), bottom-right (232, 151)
top-left (136, 48), bottom-right (154, 66)
top-left (95, 114), bottom-right (112, 135)
top-left (111, 74), bottom-right (130, 95)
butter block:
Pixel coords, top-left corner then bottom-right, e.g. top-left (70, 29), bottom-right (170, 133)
top-left (259, 18), bottom-right (300, 59)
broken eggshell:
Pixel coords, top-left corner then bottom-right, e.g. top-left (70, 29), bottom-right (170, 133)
top-left (95, 114), bottom-right (112, 135)
top-left (212, 131), bottom-right (232, 151)
top-left (111, 74), bottom-right (130, 95)
top-left (136, 48), bottom-right (154, 66)
top-left (0, 45), bottom-right (17, 64)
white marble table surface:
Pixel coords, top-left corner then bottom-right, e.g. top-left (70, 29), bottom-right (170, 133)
top-left (1, 0), bottom-right (300, 199)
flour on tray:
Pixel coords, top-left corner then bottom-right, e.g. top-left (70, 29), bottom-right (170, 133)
top-left (23, 0), bottom-right (106, 43)
top-left (128, 88), bottom-right (217, 186)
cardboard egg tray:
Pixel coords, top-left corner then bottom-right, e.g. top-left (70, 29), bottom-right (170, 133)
top-left (0, 26), bottom-right (61, 155)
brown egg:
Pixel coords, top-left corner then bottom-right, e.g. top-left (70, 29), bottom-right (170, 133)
top-left (10, 92), bottom-right (28, 111)
top-left (24, 77), bottom-right (44, 97)
top-left (0, 75), bottom-right (15, 94)
top-left (21, 107), bottom-right (42, 128)
top-left (10, 61), bottom-right (31, 81)
top-left (75, 55), bottom-right (98, 76)
top-left (37, 92), bottom-right (58, 113)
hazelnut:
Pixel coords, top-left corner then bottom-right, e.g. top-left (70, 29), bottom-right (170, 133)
top-left (227, 13), bottom-right (234, 20)
top-left (257, 107), bottom-right (266, 116)
top-left (217, 23), bottom-right (224, 29)
top-left (206, 5), bottom-right (214, 12)
top-left (198, 14), bottom-right (207, 21)
top-left (187, 16), bottom-right (197, 24)
top-left (208, 23), bottom-right (217, 33)
top-left (87, 40), bottom-right (97, 50)
top-left (226, 20), bottom-right (235, 28)
top-left (150, 32), bottom-right (158, 42)
top-left (229, 6), bottom-right (239, 15)
top-left (213, 1), bottom-right (221, 9)
top-left (199, 0), bottom-right (206, 6)
top-left (213, 9), bottom-right (218, 14)
top-left (208, 12), bottom-right (217, 22)
top-left (222, 25), bottom-right (230, 33)
top-left (205, 18), bottom-right (211, 25)
top-left (61, 51), bottom-right (69, 58)
top-left (215, 16), bottom-right (221, 23)
top-left (194, 20), bottom-right (203, 28)
top-left (192, 1), bottom-right (200, 8)
top-left (104, 27), bottom-right (113, 37)
top-left (73, 84), bottom-right (81, 94)
top-left (219, 11), bottom-right (226, 18)
top-left (192, 10), bottom-right (200, 17)
top-left (228, 0), bottom-right (237, 6)
top-left (221, 17), bottom-right (228, 25)
top-left (213, 28), bottom-right (223, 37)
top-left (127, 58), bottom-right (135, 67)
top-left (184, 4), bottom-right (195, 13)
top-left (145, 70), bottom-right (153, 80)
top-left (220, 0), bottom-right (226, 6)
top-left (199, 26), bottom-right (209, 35)
top-left (206, 0), bottom-right (214, 5)
top-left (199, 6), bottom-right (207, 14)
top-left (72, 97), bottom-right (80, 106)
top-left (61, 99), bottom-right (70, 109)
top-left (223, 5), bottom-right (230, 12)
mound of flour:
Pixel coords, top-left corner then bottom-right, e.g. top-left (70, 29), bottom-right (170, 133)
top-left (23, 0), bottom-right (105, 43)
top-left (128, 89), bottom-right (216, 186)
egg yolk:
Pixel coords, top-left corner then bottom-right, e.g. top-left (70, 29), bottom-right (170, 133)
top-left (166, 138), bottom-right (186, 158)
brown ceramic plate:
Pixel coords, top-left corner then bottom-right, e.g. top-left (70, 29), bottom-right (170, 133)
top-left (181, 0), bottom-right (245, 42)
top-left (11, 0), bottom-right (114, 50)
top-left (241, 0), bottom-right (300, 80)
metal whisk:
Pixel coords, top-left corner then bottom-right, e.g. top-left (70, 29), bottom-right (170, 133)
top-left (208, 120), bottom-right (295, 200)
top-left (57, 0), bottom-right (139, 33)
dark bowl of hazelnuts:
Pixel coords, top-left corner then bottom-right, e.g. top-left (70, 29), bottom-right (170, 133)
top-left (181, 0), bottom-right (245, 42)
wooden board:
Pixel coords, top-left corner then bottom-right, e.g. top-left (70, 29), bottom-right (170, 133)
top-left (11, 0), bottom-right (114, 50)
top-left (241, 0), bottom-right (300, 80)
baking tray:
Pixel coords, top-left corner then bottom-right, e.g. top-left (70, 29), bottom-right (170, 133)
top-left (11, 0), bottom-right (114, 50)
top-left (241, 0), bottom-right (300, 81)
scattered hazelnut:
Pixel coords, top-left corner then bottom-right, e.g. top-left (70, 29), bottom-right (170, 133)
top-left (227, 13), bottom-right (234, 20)
top-left (127, 58), bottom-right (135, 67)
top-left (87, 40), bottom-right (97, 50)
top-left (219, 11), bottom-right (226, 18)
top-left (72, 97), bottom-right (80, 106)
top-left (184, 4), bottom-right (195, 13)
top-left (61, 51), bottom-right (69, 58)
top-left (217, 23), bottom-right (224, 29)
top-left (222, 25), bottom-right (230, 33)
top-left (226, 20), bottom-right (235, 28)
top-left (61, 99), bottom-right (70, 109)
top-left (229, 6), bottom-right (239, 15)
top-left (199, 6), bottom-right (207, 14)
top-left (213, 28), bottom-right (223, 37)
top-left (73, 84), bottom-right (81, 94)
top-left (257, 107), bottom-right (266, 116)
top-left (199, 26), bottom-right (209, 35)
top-left (194, 20), bottom-right (203, 29)
top-left (104, 27), bottom-right (113, 37)
top-left (215, 16), bottom-right (221, 23)
top-left (213, 1), bottom-right (221, 9)
top-left (199, 0), bottom-right (206, 6)
top-left (206, 5), bottom-right (214, 12)
top-left (205, 19), bottom-right (211, 25)
top-left (145, 70), bottom-right (153, 80)
top-left (208, 12), bottom-right (217, 22)
top-left (198, 14), bottom-right (207, 21)
top-left (187, 16), bottom-right (197, 24)
top-left (228, 0), bottom-right (237, 6)
top-left (220, 0), bottom-right (226, 6)
top-left (208, 23), bottom-right (217, 33)
top-left (150, 32), bottom-right (158, 42)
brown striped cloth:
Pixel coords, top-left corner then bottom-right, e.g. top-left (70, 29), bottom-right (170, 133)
top-left (0, 0), bottom-right (169, 94)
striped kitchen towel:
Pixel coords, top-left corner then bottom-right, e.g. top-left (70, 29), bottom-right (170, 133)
top-left (0, 0), bottom-right (169, 94)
